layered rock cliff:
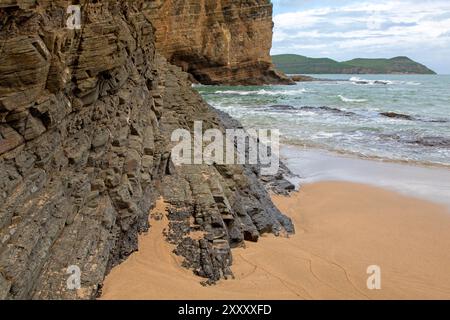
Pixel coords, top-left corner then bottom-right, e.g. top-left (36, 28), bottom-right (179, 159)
top-left (0, 0), bottom-right (294, 299)
top-left (145, 0), bottom-right (293, 85)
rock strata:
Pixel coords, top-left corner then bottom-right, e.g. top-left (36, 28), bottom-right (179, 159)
top-left (145, 0), bottom-right (293, 85)
top-left (0, 1), bottom-right (294, 299)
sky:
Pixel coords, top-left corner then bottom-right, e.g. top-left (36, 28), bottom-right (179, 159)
top-left (271, 0), bottom-right (450, 74)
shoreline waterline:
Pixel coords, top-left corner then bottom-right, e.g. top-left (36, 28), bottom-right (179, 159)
top-left (281, 139), bottom-right (450, 170)
top-left (280, 144), bottom-right (450, 208)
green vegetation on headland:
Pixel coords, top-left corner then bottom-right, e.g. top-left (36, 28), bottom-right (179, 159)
top-left (272, 54), bottom-right (436, 75)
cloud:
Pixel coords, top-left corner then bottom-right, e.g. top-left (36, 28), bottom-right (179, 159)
top-left (271, 0), bottom-right (450, 73)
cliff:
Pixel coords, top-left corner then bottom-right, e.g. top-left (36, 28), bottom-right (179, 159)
top-left (272, 54), bottom-right (437, 75)
top-left (146, 0), bottom-right (293, 85)
top-left (0, 0), bottom-right (294, 299)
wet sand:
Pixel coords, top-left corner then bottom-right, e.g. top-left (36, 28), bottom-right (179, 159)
top-left (100, 183), bottom-right (450, 300)
top-left (281, 145), bottom-right (450, 208)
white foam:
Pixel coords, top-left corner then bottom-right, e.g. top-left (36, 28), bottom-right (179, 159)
top-left (349, 77), bottom-right (392, 85)
top-left (338, 95), bottom-right (368, 103)
top-left (311, 132), bottom-right (342, 139)
top-left (349, 77), bottom-right (421, 86)
top-left (214, 88), bottom-right (310, 96)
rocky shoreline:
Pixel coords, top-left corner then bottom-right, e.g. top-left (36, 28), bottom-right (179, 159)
top-left (0, 1), bottom-right (295, 299)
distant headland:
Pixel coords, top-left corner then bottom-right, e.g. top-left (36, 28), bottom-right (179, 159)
top-left (272, 54), bottom-right (436, 75)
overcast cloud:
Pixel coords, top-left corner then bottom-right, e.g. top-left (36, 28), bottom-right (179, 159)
top-left (271, 0), bottom-right (450, 73)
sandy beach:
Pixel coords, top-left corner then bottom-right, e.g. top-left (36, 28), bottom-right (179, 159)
top-left (100, 179), bottom-right (450, 300)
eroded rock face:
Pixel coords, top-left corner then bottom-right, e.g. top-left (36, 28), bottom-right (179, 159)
top-left (0, 1), bottom-right (294, 299)
top-left (145, 0), bottom-right (293, 85)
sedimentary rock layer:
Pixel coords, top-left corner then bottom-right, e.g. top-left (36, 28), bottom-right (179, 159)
top-left (0, 1), bottom-right (293, 299)
top-left (145, 0), bottom-right (293, 85)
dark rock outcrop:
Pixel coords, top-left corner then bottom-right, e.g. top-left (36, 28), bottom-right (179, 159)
top-left (380, 112), bottom-right (415, 121)
top-left (0, 1), bottom-right (294, 299)
top-left (290, 75), bottom-right (316, 82)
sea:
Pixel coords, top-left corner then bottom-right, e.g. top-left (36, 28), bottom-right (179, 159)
top-left (195, 74), bottom-right (450, 167)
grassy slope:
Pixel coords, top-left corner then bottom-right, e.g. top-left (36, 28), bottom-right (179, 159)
top-left (272, 54), bottom-right (436, 74)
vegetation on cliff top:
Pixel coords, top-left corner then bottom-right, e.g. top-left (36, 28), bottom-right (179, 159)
top-left (272, 54), bottom-right (436, 74)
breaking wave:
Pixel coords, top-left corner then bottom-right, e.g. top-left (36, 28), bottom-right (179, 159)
top-left (214, 88), bottom-right (310, 96)
top-left (349, 77), bottom-right (421, 86)
top-left (349, 77), bottom-right (392, 85)
top-left (338, 95), bottom-right (367, 103)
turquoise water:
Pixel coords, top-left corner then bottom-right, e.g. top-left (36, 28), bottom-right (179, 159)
top-left (196, 74), bottom-right (450, 166)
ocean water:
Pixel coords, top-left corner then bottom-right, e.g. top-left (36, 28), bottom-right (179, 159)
top-left (195, 74), bottom-right (450, 167)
